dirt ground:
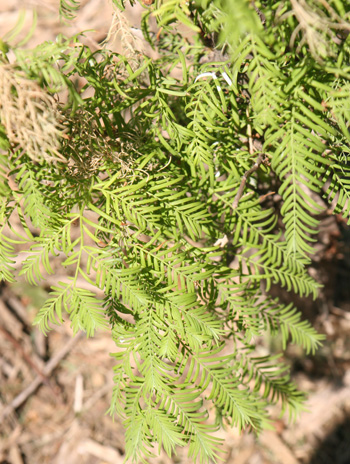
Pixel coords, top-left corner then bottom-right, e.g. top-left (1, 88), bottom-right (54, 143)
top-left (1, 2), bottom-right (350, 464)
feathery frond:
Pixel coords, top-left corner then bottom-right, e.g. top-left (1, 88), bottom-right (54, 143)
top-left (3, 0), bottom-right (347, 461)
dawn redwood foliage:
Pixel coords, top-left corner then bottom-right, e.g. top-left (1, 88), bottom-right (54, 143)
top-left (1, 0), bottom-right (349, 462)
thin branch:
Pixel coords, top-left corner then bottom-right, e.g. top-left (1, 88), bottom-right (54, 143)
top-left (251, 0), bottom-right (266, 26)
top-left (214, 152), bottom-right (264, 247)
top-left (232, 153), bottom-right (264, 209)
top-left (0, 332), bottom-right (84, 422)
top-left (0, 325), bottom-right (50, 385)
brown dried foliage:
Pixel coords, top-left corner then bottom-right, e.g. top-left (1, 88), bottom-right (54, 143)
top-left (278, 0), bottom-right (350, 60)
top-left (61, 108), bottom-right (138, 178)
top-left (102, 3), bottom-right (143, 71)
top-left (0, 63), bottom-right (65, 163)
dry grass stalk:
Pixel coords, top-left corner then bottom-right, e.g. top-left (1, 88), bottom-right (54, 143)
top-left (0, 63), bottom-right (65, 163)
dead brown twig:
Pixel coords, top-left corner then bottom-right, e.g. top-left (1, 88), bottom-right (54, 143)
top-left (0, 325), bottom-right (50, 385)
top-left (0, 332), bottom-right (84, 422)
